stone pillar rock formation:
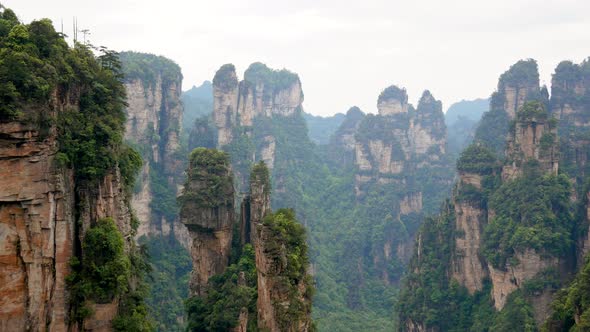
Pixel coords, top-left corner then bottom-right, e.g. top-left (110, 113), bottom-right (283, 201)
top-left (179, 148), bottom-right (235, 296)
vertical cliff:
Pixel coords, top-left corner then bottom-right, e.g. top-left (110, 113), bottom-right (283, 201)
top-left (179, 148), bottom-right (235, 296)
top-left (351, 86), bottom-right (452, 285)
top-left (182, 157), bottom-right (314, 331)
top-left (212, 62), bottom-right (305, 197)
top-left (450, 144), bottom-right (498, 294)
top-left (119, 52), bottom-right (187, 242)
top-left (254, 209), bottom-right (314, 332)
top-left (327, 106), bottom-right (365, 169)
top-left (397, 60), bottom-right (586, 332)
top-left (0, 120), bottom-right (76, 332)
top-left (502, 101), bottom-right (559, 181)
top-left (353, 87), bottom-right (448, 198)
top-left (0, 10), bottom-right (148, 331)
top-left (475, 59), bottom-right (543, 155)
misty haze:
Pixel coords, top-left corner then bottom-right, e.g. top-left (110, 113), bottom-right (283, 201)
top-left (0, 1), bottom-right (589, 331)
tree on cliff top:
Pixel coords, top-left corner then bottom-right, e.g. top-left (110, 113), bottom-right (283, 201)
top-left (119, 51), bottom-right (182, 88)
top-left (244, 62), bottom-right (299, 91)
top-left (178, 147), bottom-right (234, 208)
top-left (212, 63), bottom-right (238, 91)
top-left (498, 59), bottom-right (539, 88)
top-left (378, 85), bottom-right (408, 104)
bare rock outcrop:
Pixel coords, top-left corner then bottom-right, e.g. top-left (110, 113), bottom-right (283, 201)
top-left (353, 87), bottom-right (448, 197)
top-left (0, 121), bottom-right (75, 332)
top-left (121, 52), bottom-right (187, 244)
top-left (179, 148), bottom-right (235, 296)
top-left (0, 115), bottom-right (137, 331)
top-left (450, 172), bottom-right (489, 294)
top-left (212, 62), bottom-right (304, 193)
top-left (502, 101), bottom-right (559, 181)
top-left (496, 59), bottom-right (541, 119)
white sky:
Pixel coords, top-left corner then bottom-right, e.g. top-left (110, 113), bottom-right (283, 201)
top-left (5, 0), bottom-right (590, 116)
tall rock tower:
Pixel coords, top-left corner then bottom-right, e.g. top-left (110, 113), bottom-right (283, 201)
top-left (179, 148), bottom-right (235, 296)
top-left (120, 52), bottom-right (188, 243)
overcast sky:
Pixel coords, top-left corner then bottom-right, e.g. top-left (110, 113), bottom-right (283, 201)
top-left (5, 0), bottom-right (590, 116)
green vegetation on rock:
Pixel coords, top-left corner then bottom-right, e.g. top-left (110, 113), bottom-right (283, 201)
top-left (142, 235), bottom-right (192, 332)
top-left (186, 244), bottom-right (258, 332)
top-left (378, 85), bottom-right (408, 104)
top-left (498, 59), bottom-right (540, 87)
top-left (261, 208), bottom-right (315, 331)
top-left (68, 218), bottom-right (153, 331)
top-left (482, 170), bottom-right (573, 268)
top-left (244, 62), bottom-right (299, 91)
top-left (456, 144), bottom-right (498, 175)
top-left (179, 148), bottom-right (233, 208)
top-left (119, 51), bottom-right (182, 89)
top-left (212, 63), bottom-right (238, 91)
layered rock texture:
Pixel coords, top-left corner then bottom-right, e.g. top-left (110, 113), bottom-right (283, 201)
top-left (398, 59), bottom-right (590, 332)
top-left (119, 51), bottom-right (188, 242)
top-left (249, 165), bottom-right (313, 332)
top-left (348, 87), bottom-right (452, 285)
top-left (327, 106), bottom-right (366, 168)
top-left (181, 152), bottom-right (314, 331)
top-left (179, 148), bottom-right (235, 296)
top-left (212, 62), bottom-right (305, 194)
top-left (475, 59), bottom-right (544, 155)
top-left (353, 88), bottom-right (447, 196)
top-left (0, 120), bottom-right (75, 331)
top-left (0, 16), bottom-right (145, 330)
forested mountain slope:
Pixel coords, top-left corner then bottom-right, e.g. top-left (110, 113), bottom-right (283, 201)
top-left (190, 62), bottom-right (457, 330)
top-left (397, 58), bottom-right (590, 332)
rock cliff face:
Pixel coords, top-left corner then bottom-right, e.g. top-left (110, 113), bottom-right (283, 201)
top-left (327, 106), bottom-right (365, 168)
top-left (254, 217), bottom-right (313, 332)
top-left (398, 60), bottom-right (589, 332)
top-left (182, 156), bottom-right (313, 331)
top-left (349, 87), bottom-right (451, 285)
top-left (120, 52), bottom-right (188, 243)
top-left (0, 120), bottom-right (75, 332)
top-left (244, 164), bottom-right (312, 332)
top-left (475, 59), bottom-right (543, 155)
top-left (0, 16), bottom-right (149, 329)
top-left (212, 62), bottom-right (304, 193)
top-left (467, 102), bottom-right (560, 313)
top-left (0, 105), bottom-right (137, 331)
top-left (450, 173), bottom-right (488, 294)
top-left (353, 88), bottom-right (447, 196)
top-left (486, 103), bottom-right (558, 313)
top-left (502, 102), bottom-right (559, 181)
top-left (550, 60), bottom-right (590, 192)
top-left (179, 149), bottom-right (235, 296)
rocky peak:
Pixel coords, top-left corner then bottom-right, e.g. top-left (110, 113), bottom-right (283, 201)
top-left (240, 162), bottom-right (272, 245)
top-left (494, 59), bottom-right (541, 119)
top-left (327, 106), bottom-right (366, 167)
top-left (179, 148), bottom-right (235, 296)
top-left (416, 90), bottom-right (438, 113)
top-left (211, 62), bottom-right (306, 197)
top-left (377, 85), bottom-right (409, 116)
top-left (353, 87), bottom-right (447, 188)
top-left (213, 63), bottom-right (239, 92)
top-left (212, 64), bottom-right (240, 147)
top-left (475, 59), bottom-right (544, 155)
top-left (502, 101), bottom-right (559, 180)
top-left (550, 59), bottom-right (590, 186)
top-left (412, 90), bottom-right (446, 155)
